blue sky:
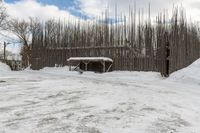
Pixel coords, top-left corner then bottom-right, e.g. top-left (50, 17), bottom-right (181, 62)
top-left (5, 0), bottom-right (76, 9)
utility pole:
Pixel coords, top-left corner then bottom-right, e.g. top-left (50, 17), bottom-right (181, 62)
top-left (3, 41), bottom-right (6, 61)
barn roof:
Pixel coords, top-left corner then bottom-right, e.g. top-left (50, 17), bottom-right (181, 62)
top-left (67, 57), bottom-right (113, 62)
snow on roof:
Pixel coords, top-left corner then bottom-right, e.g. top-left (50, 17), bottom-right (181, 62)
top-left (67, 57), bottom-right (113, 62)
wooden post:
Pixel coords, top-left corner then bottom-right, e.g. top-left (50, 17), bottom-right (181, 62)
top-left (69, 62), bottom-right (72, 71)
top-left (102, 61), bottom-right (105, 72)
top-left (3, 42), bottom-right (6, 61)
top-left (84, 62), bottom-right (89, 71)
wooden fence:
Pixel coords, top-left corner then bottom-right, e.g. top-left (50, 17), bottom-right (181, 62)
top-left (30, 8), bottom-right (200, 76)
top-left (31, 39), bottom-right (200, 76)
top-left (31, 46), bottom-right (163, 73)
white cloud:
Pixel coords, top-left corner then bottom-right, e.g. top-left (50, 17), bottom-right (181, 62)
top-left (77, 0), bottom-right (108, 17)
top-left (4, 0), bottom-right (77, 21)
top-left (3, 0), bottom-right (200, 23)
top-left (180, 0), bottom-right (200, 22)
top-left (77, 0), bottom-right (178, 17)
top-left (77, 0), bottom-right (200, 22)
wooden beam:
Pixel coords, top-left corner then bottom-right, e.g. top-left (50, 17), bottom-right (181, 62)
top-left (74, 63), bottom-right (80, 71)
top-left (106, 63), bottom-right (113, 72)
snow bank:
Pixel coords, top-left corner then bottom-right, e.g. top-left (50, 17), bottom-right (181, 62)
top-left (99, 71), bottom-right (163, 82)
top-left (0, 62), bottom-right (11, 72)
top-left (169, 59), bottom-right (200, 85)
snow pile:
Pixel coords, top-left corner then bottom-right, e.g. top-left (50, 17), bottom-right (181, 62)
top-left (39, 66), bottom-right (70, 73)
top-left (169, 59), bottom-right (200, 85)
top-left (102, 71), bottom-right (162, 82)
top-left (0, 62), bottom-right (11, 72)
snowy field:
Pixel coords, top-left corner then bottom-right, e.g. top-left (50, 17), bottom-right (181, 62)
top-left (0, 61), bottom-right (200, 133)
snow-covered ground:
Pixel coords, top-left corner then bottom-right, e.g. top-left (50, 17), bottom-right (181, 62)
top-left (0, 60), bottom-right (200, 133)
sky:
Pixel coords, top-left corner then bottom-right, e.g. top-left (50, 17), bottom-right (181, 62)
top-left (1, 0), bottom-right (200, 53)
top-left (3, 0), bottom-right (200, 21)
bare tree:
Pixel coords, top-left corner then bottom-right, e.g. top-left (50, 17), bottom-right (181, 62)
top-left (7, 19), bottom-right (31, 67)
top-left (0, 2), bottom-right (7, 29)
top-left (8, 19), bottom-right (31, 46)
